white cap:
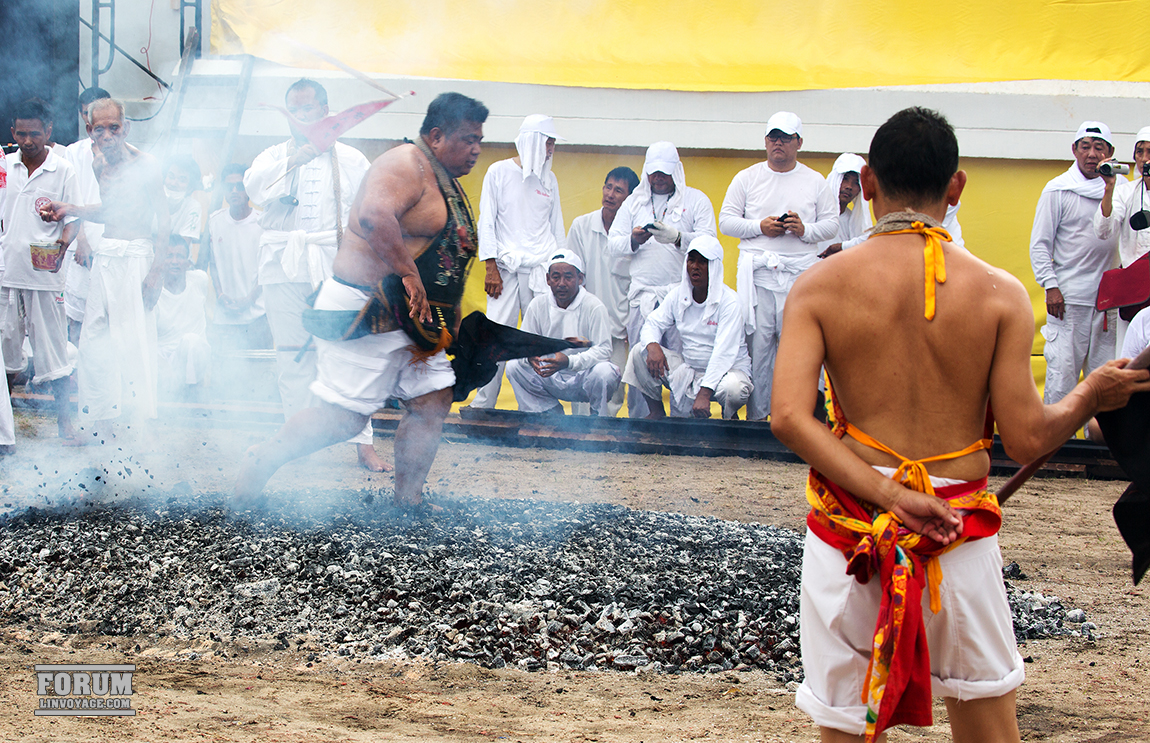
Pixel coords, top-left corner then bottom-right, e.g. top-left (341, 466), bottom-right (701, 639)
top-left (519, 114), bottom-right (565, 141)
top-left (547, 250), bottom-right (584, 274)
top-left (1135, 126), bottom-right (1150, 146)
top-left (831, 152), bottom-right (866, 175)
top-left (644, 141), bottom-right (681, 175)
top-left (766, 111), bottom-right (802, 137)
top-left (1074, 120), bottom-right (1113, 147)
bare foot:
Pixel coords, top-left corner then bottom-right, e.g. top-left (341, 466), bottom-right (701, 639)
top-left (63, 429), bottom-right (101, 447)
top-left (357, 443), bottom-right (393, 472)
top-left (0, 444), bottom-right (14, 456)
top-left (645, 410), bottom-right (666, 420)
top-left (232, 444), bottom-right (276, 510)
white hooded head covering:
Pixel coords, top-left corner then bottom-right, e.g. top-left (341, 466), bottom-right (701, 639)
top-left (674, 235), bottom-right (725, 323)
top-left (632, 141), bottom-right (687, 208)
top-left (515, 114), bottom-right (564, 182)
top-left (825, 153), bottom-right (872, 238)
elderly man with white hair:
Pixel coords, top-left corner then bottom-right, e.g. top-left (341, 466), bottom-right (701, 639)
top-left (506, 250), bottom-right (620, 416)
top-left (719, 111), bottom-right (838, 421)
top-left (1030, 120), bottom-right (1119, 403)
top-left (817, 153), bottom-right (872, 256)
top-left (623, 236), bottom-right (751, 420)
top-left (607, 141), bottom-right (717, 417)
top-left (471, 114), bottom-right (567, 408)
top-left (1095, 125), bottom-right (1150, 353)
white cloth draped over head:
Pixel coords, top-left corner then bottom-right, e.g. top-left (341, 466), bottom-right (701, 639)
top-left (1042, 163), bottom-right (1107, 200)
top-left (674, 235), bottom-right (725, 325)
top-left (633, 141), bottom-right (687, 210)
top-left (826, 153), bottom-right (872, 238)
top-left (1136, 126), bottom-right (1150, 147)
top-left (515, 114), bottom-right (563, 183)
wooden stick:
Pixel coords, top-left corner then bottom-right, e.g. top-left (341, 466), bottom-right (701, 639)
top-left (997, 344), bottom-right (1150, 504)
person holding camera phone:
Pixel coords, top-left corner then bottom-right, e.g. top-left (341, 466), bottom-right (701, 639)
top-left (1094, 125), bottom-right (1150, 353)
top-left (1030, 121), bottom-right (1119, 404)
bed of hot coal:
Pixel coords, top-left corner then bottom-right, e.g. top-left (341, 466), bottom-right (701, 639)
top-left (0, 491), bottom-right (1091, 680)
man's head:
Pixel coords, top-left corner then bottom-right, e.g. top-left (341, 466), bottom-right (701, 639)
top-left (864, 107), bottom-right (963, 213)
top-left (1133, 126), bottom-right (1150, 183)
top-left (78, 86), bottom-right (111, 125)
top-left (643, 142), bottom-right (681, 197)
top-left (602, 166), bottom-right (639, 211)
top-left (420, 92), bottom-right (489, 178)
top-left (11, 98), bottom-right (53, 162)
top-left (518, 114), bottom-right (563, 162)
top-left (164, 155), bottom-right (202, 197)
top-left (839, 172), bottom-right (861, 209)
top-left (686, 249), bottom-right (709, 290)
top-left (545, 250), bottom-right (584, 308)
top-left (684, 235), bottom-right (724, 301)
top-left (1071, 121), bottom-right (1114, 179)
top-left (285, 79), bottom-right (329, 125)
top-left (86, 98), bottom-right (128, 154)
top-left (765, 111), bottom-right (802, 172)
top-left (221, 163), bottom-right (249, 208)
top-left (165, 235), bottom-right (192, 278)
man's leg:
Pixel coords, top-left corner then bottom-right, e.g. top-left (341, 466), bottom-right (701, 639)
top-left (625, 304), bottom-right (650, 418)
top-left (234, 400), bottom-right (369, 507)
top-left (393, 386), bottom-right (453, 506)
top-left (471, 266), bottom-right (523, 409)
top-left (584, 361), bottom-right (622, 417)
top-left (713, 370), bottom-right (753, 420)
top-left (505, 358), bottom-right (562, 413)
top-left (1083, 305), bottom-right (1116, 375)
top-left (0, 341), bottom-right (12, 453)
top-left (817, 730), bottom-right (886, 743)
top-left (1041, 310), bottom-right (1079, 404)
top-left (747, 285), bottom-right (782, 421)
top-left (944, 692), bottom-right (1020, 743)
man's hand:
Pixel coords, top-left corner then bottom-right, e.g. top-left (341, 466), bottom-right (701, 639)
top-left (1083, 358), bottom-right (1150, 412)
top-left (648, 221), bottom-right (680, 245)
top-left (1099, 157), bottom-right (1117, 191)
top-left (49, 239), bottom-right (69, 273)
top-left (39, 201), bottom-right (69, 223)
top-left (483, 259), bottom-right (503, 299)
top-left (142, 269), bottom-right (163, 310)
top-left (529, 352), bottom-right (569, 378)
top-left (1045, 287), bottom-right (1065, 320)
top-left (888, 487), bottom-right (964, 545)
top-left (760, 216), bottom-right (786, 237)
top-left (692, 387), bottom-right (714, 418)
top-left (402, 273), bottom-right (432, 324)
top-left (818, 243), bottom-right (843, 259)
top-left (782, 211), bottom-right (805, 238)
top-left (288, 143), bottom-right (322, 170)
top-left (645, 342), bottom-right (668, 379)
top-left (630, 226), bottom-right (652, 250)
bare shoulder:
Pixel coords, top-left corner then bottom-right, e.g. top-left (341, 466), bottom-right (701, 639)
top-left (371, 142), bottom-right (424, 179)
top-left (947, 244), bottom-right (1031, 308)
top-left (362, 142), bottom-right (429, 202)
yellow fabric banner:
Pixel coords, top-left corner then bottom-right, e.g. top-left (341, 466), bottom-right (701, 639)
top-left (212, 0), bottom-right (1150, 92)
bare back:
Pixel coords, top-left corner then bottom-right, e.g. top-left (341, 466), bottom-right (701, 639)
top-left (98, 147), bottom-right (164, 241)
top-left (332, 142), bottom-right (447, 285)
top-left (800, 233), bottom-right (1022, 480)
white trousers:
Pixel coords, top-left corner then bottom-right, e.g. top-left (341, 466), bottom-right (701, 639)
top-left (159, 333), bottom-right (212, 385)
top-left (624, 295), bottom-right (681, 419)
top-left (263, 281), bottom-right (371, 445)
top-left (746, 284), bottom-right (790, 421)
top-left (77, 242), bottom-right (158, 422)
top-left (1, 287), bottom-right (73, 384)
top-left (0, 339), bottom-right (13, 445)
top-left (470, 266), bottom-right (545, 408)
top-left (624, 344), bottom-right (752, 419)
top-left (1041, 303), bottom-right (1115, 404)
top-left (506, 358), bottom-right (621, 416)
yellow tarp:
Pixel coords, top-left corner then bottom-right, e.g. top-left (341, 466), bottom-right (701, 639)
top-left (212, 0), bottom-right (1150, 92)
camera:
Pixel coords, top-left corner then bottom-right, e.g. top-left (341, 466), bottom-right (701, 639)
top-left (1099, 162), bottom-right (1131, 176)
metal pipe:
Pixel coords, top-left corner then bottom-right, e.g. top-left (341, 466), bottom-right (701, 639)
top-left (80, 16), bottom-right (171, 89)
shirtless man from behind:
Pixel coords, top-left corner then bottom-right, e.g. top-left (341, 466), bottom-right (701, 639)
top-left (771, 107), bottom-right (1150, 743)
top-left (40, 98), bottom-right (169, 440)
top-left (234, 92), bottom-right (488, 509)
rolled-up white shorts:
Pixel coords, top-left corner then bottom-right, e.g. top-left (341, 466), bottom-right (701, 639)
top-left (309, 280), bottom-right (455, 415)
top-left (796, 528), bottom-right (1024, 735)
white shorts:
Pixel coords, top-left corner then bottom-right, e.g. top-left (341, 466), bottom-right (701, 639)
top-left (796, 529), bottom-right (1025, 735)
top-left (309, 280), bottom-right (455, 415)
top-left (1, 287), bottom-right (73, 383)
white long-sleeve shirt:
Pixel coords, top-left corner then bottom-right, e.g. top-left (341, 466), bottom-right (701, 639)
top-left (477, 158), bottom-right (565, 270)
top-left (639, 283), bottom-right (750, 391)
top-left (519, 287), bottom-right (612, 373)
top-left (1030, 183), bottom-right (1117, 305)
top-left (208, 207), bottom-right (265, 324)
top-left (244, 141), bottom-right (369, 285)
top-left (719, 161), bottom-right (838, 256)
top-left (606, 187), bottom-right (715, 290)
top-left (0, 149), bottom-right (79, 291)
top-left (1094, 178), bottom-right (1150, 269)
top-left (567, 209), bottom-right (629, 341)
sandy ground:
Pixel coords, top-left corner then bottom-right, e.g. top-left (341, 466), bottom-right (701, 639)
top-left (0, 411), bottom-right (1146, 742)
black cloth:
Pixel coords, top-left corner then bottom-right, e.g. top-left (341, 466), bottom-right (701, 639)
top-left (1096, 390), bottom-right (1150, 584)
top-left (448, 312), bottom-right (586, 403)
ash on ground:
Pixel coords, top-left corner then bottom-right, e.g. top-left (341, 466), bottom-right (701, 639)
top-left (0, 491), bottom-right (1090, 680)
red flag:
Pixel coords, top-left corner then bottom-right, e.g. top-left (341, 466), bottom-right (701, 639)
top-left (265, 99), bottom-right (397, 151)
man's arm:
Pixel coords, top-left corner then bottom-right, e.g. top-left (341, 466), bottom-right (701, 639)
top-left (549, 177), bottom-right (566, 253)
top-left (797, 180), bottom-right (841, 244)
top-left (476, 164), bottom-right (504, 299)
top-left (143, 162), bottom-right (171, 309)
top-left (989, 275), bottom-right (1150, 462)
top-left (770, 272), bottom-right (964, 543)
top-left (1029, 190), bottom-right (1064, 319)
top-left (606, 195), bottom-right (642, 255)
top-left (699, 295), bottom-right (742, 393)
top-left (243, 143), bottom-right (295, 209)
top-left (1095, 174), bottom-right (1129, 240)
top-left (677, 190), bottom-right (717, 249)
top-left (717, 170), bottom-right (762, 239)
top-left (350, 148), bottom-right (432, 323)
top-left (565, 299), bottom-right (612, 373)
